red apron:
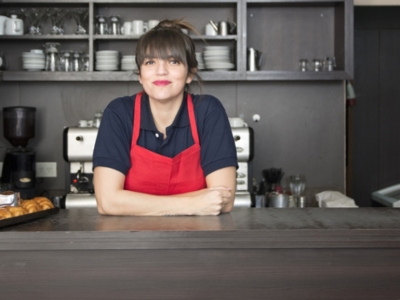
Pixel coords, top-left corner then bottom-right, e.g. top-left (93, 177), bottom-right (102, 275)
top-left (124, 92), bottom-right (206, 195)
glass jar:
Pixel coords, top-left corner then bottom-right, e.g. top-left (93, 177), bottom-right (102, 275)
top-left (81, 53), bottom-right (90, 71)
top-left (0, 51), bottom-right (7, 70)
top-left (59, 50), bottom-right (72, 72)
top-left (95, 15), bottom-right (108, 35)
top-left (44, 42), bottom-right (60, 72)
top-left (109, 15), bottom-right (121, 35)
top-left (72, 51), bottom-right (82, 71)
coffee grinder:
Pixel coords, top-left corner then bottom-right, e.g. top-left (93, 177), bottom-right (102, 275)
top-left (1, 107), bottom-right (36, 199)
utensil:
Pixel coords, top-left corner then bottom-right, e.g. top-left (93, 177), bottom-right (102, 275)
top-left (262, 168), bottom-right (284, 192)
top-left (247, 47), bottom-right (262, 71)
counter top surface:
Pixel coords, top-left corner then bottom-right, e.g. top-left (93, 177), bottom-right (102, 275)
top-left (1, 207), bottom-right (400, 232)
top-left (1, 208), bottom-right (400, 251)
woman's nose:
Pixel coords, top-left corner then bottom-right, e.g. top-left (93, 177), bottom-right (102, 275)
top-left (156, 60), bottom-right (168, 74)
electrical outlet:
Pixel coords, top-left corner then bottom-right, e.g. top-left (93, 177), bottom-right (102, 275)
top-left (36, 162), bottom-right (57, 178)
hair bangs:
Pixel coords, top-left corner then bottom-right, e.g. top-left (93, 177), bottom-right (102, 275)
top-left (137, 30), bottom-right (188, 66)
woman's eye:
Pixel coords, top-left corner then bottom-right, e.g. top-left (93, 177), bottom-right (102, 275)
top-left (169, 59), bottom-right (179, 65)
top-left (144, 60), bottom-right (154, 65)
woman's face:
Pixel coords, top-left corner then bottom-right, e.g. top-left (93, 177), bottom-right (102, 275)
top-left (139, 56), bottom-right (194, 104)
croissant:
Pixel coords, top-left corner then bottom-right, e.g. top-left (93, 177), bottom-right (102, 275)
top-left (6, 206), bottom-right (27, 217)
top-left (0, 208), bottom-right (13, 220)
top-left (21, 200), bottom-right (41, 213)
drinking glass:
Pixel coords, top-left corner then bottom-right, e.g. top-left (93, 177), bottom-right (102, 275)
top-left (46, 8), bottom-right (69, 35)
top-left (289, 174), bottom-right (306, 199)
top-left (21, 8), bottom-right (46, 35)
top-left (72, 8), bottom-right (88, 35)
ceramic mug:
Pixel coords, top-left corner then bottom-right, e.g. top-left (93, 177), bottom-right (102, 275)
top-left (132, 20), bottom-right (148, 35)
top-left (205, 23), bottom-right (217, 36)
top-left (148, 20), bottom-right (159, 30)
top-left (121, 21), bottom-right (132, 35)
top-left (5, 14), bottom-right (23, 36)
top-left (0, 15), bottom-right (8, 35)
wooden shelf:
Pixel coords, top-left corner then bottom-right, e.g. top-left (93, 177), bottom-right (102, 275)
top-left (0, 0), bottom-right (353, 81)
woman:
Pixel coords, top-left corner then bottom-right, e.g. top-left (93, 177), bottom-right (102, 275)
top-left (93, 19), bottom-right (237, 216)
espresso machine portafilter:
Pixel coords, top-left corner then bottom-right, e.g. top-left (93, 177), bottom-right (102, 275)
top-left (62, 126), bottom-right (98, 208)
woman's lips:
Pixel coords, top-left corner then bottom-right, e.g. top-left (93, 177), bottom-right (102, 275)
top-left (153, 80), bottom-right (171, 86)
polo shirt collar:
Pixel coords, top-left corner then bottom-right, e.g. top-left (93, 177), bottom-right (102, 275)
top-left (140, 93), bottom-right (190, 131)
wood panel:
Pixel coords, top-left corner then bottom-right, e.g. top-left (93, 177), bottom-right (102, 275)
top-left (1, 248), bottom-right (400, 300)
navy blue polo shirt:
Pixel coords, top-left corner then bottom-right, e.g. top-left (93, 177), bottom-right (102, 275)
top-left (93, 93), bottom-right (238, 177)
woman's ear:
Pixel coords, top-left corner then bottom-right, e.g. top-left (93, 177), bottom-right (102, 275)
top-left (186, 68), bottom-right (196, 84)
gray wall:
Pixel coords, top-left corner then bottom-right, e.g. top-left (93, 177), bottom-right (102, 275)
top-left (0, 80), bottom-right (345, 201)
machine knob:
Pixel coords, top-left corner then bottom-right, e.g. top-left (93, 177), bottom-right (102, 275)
top-left (76, 136), bottom-right (83, 141)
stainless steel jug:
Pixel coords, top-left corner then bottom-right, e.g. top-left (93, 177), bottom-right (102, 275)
top-left (247, 47), bottom-right (262, 71)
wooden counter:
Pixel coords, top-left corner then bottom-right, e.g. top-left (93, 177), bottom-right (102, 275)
top-left (1, 208), bottom-right (400, 299)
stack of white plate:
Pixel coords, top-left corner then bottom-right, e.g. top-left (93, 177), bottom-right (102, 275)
top-left (95, 50), bottom-right (119, 71)
top-left (203, 46), bottom-right (234, 71)
top-left (121, 55), bottom-right (137, 71)
top-left (22, 49), bottom-right (45, 71)
top-left (196, 52), bottom-right (205, 70)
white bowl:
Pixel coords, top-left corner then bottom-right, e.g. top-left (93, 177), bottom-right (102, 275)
top-left (22, 52), bottom-right (45, 59)
top-left (30, 49), bottom-right (44, 54)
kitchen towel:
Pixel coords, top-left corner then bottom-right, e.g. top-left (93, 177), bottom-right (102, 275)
top-left (315, 191), bottom-right (358, 208)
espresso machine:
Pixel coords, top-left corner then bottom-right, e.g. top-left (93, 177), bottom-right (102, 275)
top-left (229, 118), bottom-right (254, 207)
top-left (62, 124), bottom-right (98, 208)
top-left (1, 107), bottom-right (37, 199)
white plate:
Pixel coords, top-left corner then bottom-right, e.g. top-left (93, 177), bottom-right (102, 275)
top-left (96, 65), bottom-right (119, 69)
top-left (96, 58), bottom-right (119, 63)
top-left (206, 62), bottom-right (235, 69)
top-left (203, 49), bottom-right (230, 54)
top-left (23, 58), bottom-right (45, 63)
top-left (204, 46), bottom-right (230, 51)
top-left (95, 66), bottom-right (119, 71)
top-left (122, 55), bottom-right (135, 59)
top-left (121, 66), bottom-right (137, 71)
top-left (96, 50), bottom-right (119, 55)
top-left (22, 53), bottom-right (45, 59)
top-left (23, 63), bottom-right (45, 67)
top-left (203, 57), bottom-right (231, 62)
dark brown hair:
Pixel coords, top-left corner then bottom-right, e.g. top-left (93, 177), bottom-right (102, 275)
top-left (135, 19), bottom-right (202, 92)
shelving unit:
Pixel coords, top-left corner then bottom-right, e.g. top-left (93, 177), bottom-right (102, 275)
top-left (0, 0), bottom-right (353, 81)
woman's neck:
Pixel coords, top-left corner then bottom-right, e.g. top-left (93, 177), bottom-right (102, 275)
top-left (148, 95), bottom-right (184, 138)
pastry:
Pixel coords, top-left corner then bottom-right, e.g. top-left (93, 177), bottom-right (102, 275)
top-left (6, 206), bottom-right (27, 217)
top-left (0, 208), bottom-right (13, 219)
top-left (21, 200), bottom-right (41, 213)
top-left (33, 197), bottom-right (54, 210)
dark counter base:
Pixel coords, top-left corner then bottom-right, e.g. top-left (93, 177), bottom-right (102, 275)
top-left (1, 208), bottom-right (400, 299)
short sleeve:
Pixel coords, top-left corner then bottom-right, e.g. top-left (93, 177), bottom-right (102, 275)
top-left (92, 96), bottom-right (134, 175)
top-left (194, 95), bottom-right (238, 176)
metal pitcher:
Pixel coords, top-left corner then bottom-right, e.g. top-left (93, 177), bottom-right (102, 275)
top-left (247, 47), bottom-right (262, 71)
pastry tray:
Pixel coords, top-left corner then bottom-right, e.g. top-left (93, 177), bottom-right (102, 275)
top-left (0, 207), bottom-right (59, 229)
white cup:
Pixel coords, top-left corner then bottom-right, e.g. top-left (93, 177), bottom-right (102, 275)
top-left (0, 15), bottom-right (9, 35)
top-left (148, 20), bottom-right (159, 30)
top-left (228, 117), bottom-right (247, 128)
top-left (121, 21), bottom-right (132, 35)
top-left (78, 120), bottom-right (88, 127)
top-left (132, 20), bottom-right (148, 36)
top-left (205, 23), bottom-right (217, 36)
